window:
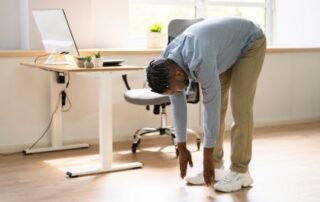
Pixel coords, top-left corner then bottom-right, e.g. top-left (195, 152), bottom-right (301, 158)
top-left (129, 0), bottom-right (196, 47)
top-left (202, 0), bottom-right (273, 42)
top-left (129, 0), bottom-right (273, 47)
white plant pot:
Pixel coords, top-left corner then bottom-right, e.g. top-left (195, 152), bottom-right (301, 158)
top-left (93, 57), bottom-right (104, 67)
top-left (146, 32), bottom-right (166, 49)
top-left (84, 61), bottom-right (94, 68)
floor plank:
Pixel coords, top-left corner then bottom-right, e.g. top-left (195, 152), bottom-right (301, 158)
top-left (1, 122), bottom-right (320, 202)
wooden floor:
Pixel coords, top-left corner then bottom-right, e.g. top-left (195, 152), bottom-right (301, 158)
top-left (1, 122), bottom-right (320, 202)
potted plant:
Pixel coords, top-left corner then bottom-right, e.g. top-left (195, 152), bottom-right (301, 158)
top-left (146, 23), bottom-right (166, 49)
top-left (93, 51), bottom-right (103, 67)
top-left (74, 56), bottom-right (86, 68)
top-left (84, 56), bottom-right (94, 68)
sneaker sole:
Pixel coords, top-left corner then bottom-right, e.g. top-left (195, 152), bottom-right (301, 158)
top-left (214, 178), bottom-right (253, 192)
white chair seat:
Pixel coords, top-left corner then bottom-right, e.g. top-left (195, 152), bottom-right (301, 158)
top-left (124, 88), bottom-right (170, 105)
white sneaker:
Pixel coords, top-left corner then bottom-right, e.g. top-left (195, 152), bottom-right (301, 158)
top-left (185, 166), bottom-right (227, 185)
top-left (214, 170), bottom-right (253, 192)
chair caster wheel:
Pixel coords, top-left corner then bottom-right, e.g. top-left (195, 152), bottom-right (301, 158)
top-left (131, 139), bottom-right (141, 154)
top-left (131, 145), bottom-right (137, 154)
top-left (175, 147), bottom-right (179, 157)
top-left (196, 139), bottom-right (201, 151)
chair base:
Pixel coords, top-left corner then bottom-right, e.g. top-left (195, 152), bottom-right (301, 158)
top-left (131, 126), bottom-right (201, 157)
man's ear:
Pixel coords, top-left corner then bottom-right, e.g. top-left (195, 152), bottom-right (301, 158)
top-left (175, 69), bottom-right (185, 80)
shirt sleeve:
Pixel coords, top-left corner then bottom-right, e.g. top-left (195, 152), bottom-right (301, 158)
top-left (197, 61), bottom-right (221, 148)
top-left (181, 35), bottom-right (221, 148)
top-left (169, 91), bottom-right (188, 143)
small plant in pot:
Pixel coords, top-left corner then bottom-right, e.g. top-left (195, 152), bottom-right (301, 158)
top-left (150, 23), bottom-right (162, 33)
top-left (84, 56), bottom-right (94, 68)
top-left (93, 51), bottom-right (103, 67)
top-left (147, 23), bottom-right (166, 49)
top-left (74, 56), bottom-right (86, 68)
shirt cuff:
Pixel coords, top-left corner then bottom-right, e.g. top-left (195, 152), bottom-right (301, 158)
top-left (203, 136), bottom-right (216, 148)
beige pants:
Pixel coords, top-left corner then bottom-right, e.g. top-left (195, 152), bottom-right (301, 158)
top-left (213, 35), bottom-right (267, 173)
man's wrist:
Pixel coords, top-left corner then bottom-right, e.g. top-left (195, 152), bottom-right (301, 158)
top-left (203, 147), bottom-right (214, 159)
top-left (178, 142), bottom-right (187, 151)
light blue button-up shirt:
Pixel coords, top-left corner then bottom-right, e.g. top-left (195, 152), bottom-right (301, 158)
top-left (160, 17), bottom-right (263, 148)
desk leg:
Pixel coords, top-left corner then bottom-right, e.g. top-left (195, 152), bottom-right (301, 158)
top-left (50, 72), bottom-right (63, 147)
top-left (66, 73), bottom-right (143, 177)
top-left (23, 72), bottom-right (89, 155)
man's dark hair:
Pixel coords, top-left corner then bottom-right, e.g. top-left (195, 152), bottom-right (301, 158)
top-left (146, 59), bottom-right (172, 94)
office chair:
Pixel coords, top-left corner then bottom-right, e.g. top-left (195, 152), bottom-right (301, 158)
top-left (122, 19), bottom-right (203, 156)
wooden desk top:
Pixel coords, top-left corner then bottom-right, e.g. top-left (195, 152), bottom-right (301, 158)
top-left (20, 62), bottom-right (146, 73)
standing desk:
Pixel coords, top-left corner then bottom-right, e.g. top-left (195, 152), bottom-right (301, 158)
top-left (20, 62), bottom-right (144, 177)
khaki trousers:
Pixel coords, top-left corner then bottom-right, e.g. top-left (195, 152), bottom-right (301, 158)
top-left (213, 35), bottom-right (267, 173)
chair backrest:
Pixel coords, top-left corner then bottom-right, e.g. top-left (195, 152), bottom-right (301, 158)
top-left (167, 18), bottom-right (203, 104)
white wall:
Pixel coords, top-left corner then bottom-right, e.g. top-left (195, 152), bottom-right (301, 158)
top-left (2, 0), bottom-right (320, 49)
top-left (26, 0), bottom-right (320, 48)
top-left (1, 51), bottom-right (320, 152)
top-left (0, 0), bottom-right (21, 50)
top-left (1, 0), bottom-right (320, 152)
top-left (28, 0), bottom-right (93, 49)
top-left (253, 52), bottom-right (320, 124)
top-left (91, 0), bottom-right (129, 48)
top-left (273, 0), bottom-right (320, 46)
top-left (28, 0), bottom-right (129, 49)
top-left (0, 0), bottom-right (129, 50)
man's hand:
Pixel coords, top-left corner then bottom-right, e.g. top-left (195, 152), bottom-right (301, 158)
top-left (178, 143), bottom-right (193, 179)
top-left (203, 147), bottom-right (215, 186)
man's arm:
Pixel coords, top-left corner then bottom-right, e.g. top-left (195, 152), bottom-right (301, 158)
top-left (178, 34), bottom-right (221, 147)
top-left (198, 63), bottom-right (221, 149)
top-left (169, 91), bottom-right (187, 144)
top-left (170, 92), bottom-right (195, 179)
top-left (197, 62), bottom-right (221, 185)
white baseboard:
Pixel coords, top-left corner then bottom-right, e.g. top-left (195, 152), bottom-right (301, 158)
top-left (254, 118), bottom-right (320, 128)
top-left (1, 118), bottom-right (319, 154)
top-left (222, 118), bottom-right (320, 130)
top-left (0, 138), bottom-right (98, 154)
